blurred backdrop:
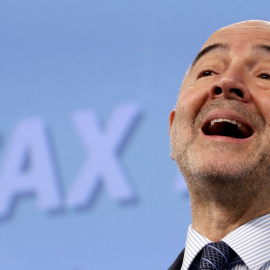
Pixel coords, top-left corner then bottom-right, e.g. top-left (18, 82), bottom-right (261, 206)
top-left (0, 1), bottom-right (269, 269)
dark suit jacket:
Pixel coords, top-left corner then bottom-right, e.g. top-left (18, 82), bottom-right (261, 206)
top-left (168, 249), bottom-right (185, 270)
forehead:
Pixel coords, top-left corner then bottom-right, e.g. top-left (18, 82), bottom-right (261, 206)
top-left (189, 22), bottom-right (270, 71)
top-left (203, 22), bottom-right (270, 51)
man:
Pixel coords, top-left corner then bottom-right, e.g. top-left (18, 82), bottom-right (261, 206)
top-left (168, 20), bottom-right (270, 270)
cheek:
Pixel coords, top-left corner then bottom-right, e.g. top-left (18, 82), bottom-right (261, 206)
top-left (250, 79), bottom-right (270, 122)
top-left (249, 83), bottom-right (270, 113)
top-left (177, 86), bottom-right (209, 118)
top-left (255, 97), bottom-right (270, 124)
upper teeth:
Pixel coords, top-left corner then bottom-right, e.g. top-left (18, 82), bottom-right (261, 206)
top-left (210, 118), bottom-right (243, 128)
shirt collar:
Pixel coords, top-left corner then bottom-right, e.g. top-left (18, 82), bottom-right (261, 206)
top-left (181, 213), bottom-right (270, 270)
top-left (223, 213), bottom-right (270, 270)
top-left (181, 225), bottom-right (211, 270)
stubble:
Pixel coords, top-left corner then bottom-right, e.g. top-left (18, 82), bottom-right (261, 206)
top-left (170, 99), bottom-right (269, 206)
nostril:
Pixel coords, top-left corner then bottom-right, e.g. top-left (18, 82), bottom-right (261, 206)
top-left (230, 88), bottom-right (243, 98)
top-left (214, 87), bottom-right (222, 95)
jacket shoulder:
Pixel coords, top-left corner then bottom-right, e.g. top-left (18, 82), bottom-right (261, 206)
top-left (168, 249), bottom-right (185, 270)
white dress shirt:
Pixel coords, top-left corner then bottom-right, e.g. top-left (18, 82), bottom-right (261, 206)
top-left (181, 213), bottom-right (270, 270)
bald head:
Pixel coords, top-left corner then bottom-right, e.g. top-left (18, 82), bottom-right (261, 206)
top-left (170, 18), bottom-right (270, 194)
top-left (216, 20), bottom-right (270, 31)
top-left (205, 20), bottom-right (270, 46)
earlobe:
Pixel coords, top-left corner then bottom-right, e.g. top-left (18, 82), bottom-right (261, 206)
top-left (169, 110), bottom-right (176, 135)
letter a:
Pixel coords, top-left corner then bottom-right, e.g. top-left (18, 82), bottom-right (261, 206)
top-left (0, 118), bottom-right (61, 218)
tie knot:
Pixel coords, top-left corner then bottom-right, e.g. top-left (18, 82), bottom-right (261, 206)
top-left (199, 241), bottom-right (234, 270)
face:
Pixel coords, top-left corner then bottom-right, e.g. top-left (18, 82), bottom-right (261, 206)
top-left (170, 21), bottom-right (270, 189)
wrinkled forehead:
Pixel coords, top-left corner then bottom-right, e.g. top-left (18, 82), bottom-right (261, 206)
top-left (189, 20), bottom-right (270, 72)
top-left (203, 20), bottom-right (270, 49)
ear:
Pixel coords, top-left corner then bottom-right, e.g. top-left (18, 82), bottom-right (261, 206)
top-left (169, 109), bottom-right (175, 135)
top-left (169, 110), bottom-right (176, 160)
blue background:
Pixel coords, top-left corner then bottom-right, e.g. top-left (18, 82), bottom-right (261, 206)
top-left (0, 1), bottom-right (269, 269)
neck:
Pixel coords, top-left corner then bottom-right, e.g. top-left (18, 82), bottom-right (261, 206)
top-left (191, 199), bottom-right (270, 242)
top-left (188, 179), bottom-right (270, 242)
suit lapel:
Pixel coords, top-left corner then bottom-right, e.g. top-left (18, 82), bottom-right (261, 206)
top-left (168, 249), bottom-right (185, 270)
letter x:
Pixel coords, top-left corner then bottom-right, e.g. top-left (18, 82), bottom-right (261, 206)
top-left (67, 104), bottom-right (141, 208)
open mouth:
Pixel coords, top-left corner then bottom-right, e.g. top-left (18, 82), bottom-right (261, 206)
top-left (202, 118), bottom-right (253, 139)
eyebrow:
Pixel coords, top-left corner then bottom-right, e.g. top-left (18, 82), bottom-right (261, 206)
top-left (191, 43), bottom-right (229, 69)
top-left (252, 44), bottom-right (270, 54)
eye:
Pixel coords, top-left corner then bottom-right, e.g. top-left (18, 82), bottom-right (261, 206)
top-left (259, 73), bottom-right (270, 80)
top-left (198, 70), bottom-right (216, 78)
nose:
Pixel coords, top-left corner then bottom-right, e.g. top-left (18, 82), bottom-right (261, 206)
top-left (209, 68), bottom-right (251, 103)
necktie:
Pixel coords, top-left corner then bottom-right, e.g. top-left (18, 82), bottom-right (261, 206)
top-left (199, 241), bottom-right (234, 270)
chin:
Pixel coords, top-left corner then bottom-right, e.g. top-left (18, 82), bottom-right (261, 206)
top-left (179, 150), bottom-right (262, 184)
top-left (188, 162), bottom-right (248, 182)
top-left (180, 156), bottom-right (269, 206)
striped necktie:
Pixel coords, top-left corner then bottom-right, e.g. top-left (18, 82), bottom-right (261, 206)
top-left (199, 241), bottom-right (234, 270)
